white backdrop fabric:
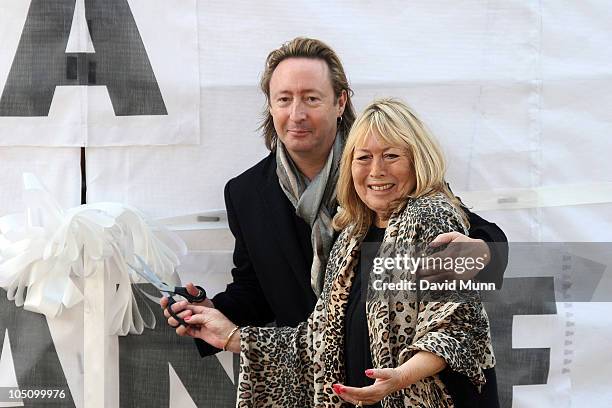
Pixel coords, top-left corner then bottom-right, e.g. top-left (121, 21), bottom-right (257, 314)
top-left (1, 1), bottom-right (612, 407)
top-left (0, 147), bottom-right (81, 215)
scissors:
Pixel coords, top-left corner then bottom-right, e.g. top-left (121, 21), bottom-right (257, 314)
top-left (128, 254), bottom-right (207, 327)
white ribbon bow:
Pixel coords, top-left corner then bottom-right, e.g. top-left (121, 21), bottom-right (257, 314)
top-left (0, 173), bottom-right (186, 335)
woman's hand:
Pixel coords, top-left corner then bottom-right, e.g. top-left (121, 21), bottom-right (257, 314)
top-left (167, 301), bottom-right (240, 353)
top-left (332, 368), bottom-right (405, 406)
top-left (333, 352), bottom-right (447, 405)
top-left (160, 283), bottom-right (215, 335)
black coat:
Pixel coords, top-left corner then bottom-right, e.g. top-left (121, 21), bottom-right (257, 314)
top-left (196, 153), bottom-right (508, 356)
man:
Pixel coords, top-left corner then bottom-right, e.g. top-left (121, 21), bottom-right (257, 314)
top-left (162, 38), bottom-right (508, 356)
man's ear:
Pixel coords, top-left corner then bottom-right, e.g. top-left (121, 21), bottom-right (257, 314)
top-left (337, 89), bottom-right (347, 116)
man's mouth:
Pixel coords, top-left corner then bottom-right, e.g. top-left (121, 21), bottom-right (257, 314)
top-left (288, 129), bottom-right (311, 135)
top-left (368, 183), bottom-right (394, 191)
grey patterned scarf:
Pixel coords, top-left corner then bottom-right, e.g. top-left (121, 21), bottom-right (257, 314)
top-left (276, 135), bottom-right (343, 296)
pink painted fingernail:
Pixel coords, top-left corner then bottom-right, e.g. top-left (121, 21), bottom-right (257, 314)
top-left (365, 369), bottom-right (374, 376)
top-left (332, 384), bottom-right (343, 394)
top-left (184, 316), bottom-right (191, 321)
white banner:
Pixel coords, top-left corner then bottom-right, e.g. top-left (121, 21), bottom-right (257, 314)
top-left (1, 1), bottom-right (612, 407)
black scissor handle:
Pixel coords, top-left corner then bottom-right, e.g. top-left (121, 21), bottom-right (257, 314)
top-left (173, 285), bottom-right (207, 303)
top-left (165, 286), bottom-right (208, 327)
top-left (166, 296), bottom-right (189, 327)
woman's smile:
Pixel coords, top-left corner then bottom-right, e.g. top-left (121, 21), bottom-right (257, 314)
top-left (368, 183), bottom-right (395, 191)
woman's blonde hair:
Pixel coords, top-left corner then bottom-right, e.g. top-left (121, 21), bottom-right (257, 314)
top-left (333, 98), bottom-right (468, 234)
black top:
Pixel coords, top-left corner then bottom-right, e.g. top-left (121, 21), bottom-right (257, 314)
top-left (344, 225), bottom-right (385, 407)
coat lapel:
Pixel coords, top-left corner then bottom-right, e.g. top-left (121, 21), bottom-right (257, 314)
top-left (258, 160), bottom-right (315, 298)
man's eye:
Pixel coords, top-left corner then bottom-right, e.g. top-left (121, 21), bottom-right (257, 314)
top-left (306, 96), bottom-right (319, 102)
top-left (277, 97), bottom-right (290, 103)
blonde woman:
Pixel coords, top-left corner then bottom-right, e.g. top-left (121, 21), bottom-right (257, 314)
top-left (175, 98), bottom-right (498, 407)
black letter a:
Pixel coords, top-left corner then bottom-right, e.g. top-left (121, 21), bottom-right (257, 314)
top-left (0, 0), bottom-right (167, 117)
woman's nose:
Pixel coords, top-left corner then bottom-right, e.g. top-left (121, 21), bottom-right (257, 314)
top-left (369, 156), bottom-right (386, 177)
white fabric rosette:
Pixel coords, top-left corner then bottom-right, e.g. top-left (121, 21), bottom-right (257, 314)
top-left (0, 173), bottom-right (186, 335)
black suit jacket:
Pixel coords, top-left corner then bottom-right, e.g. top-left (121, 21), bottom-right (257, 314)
top-left (196, 153), bottom-right (508, 356)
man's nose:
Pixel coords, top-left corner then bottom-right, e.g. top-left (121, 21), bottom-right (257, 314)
top-left (289, 100), bottom-right (306, 121)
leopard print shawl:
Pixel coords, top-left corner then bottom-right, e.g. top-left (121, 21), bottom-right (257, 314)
top-left (237, 193), bottom-right (496, 407)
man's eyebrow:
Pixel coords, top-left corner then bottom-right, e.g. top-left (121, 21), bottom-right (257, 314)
top-left (271, 90), bottom-right (291, 96)
top-left (301, 88), bottom-right (324, 94)
top-left (272, 88), bottom-right (324, 96)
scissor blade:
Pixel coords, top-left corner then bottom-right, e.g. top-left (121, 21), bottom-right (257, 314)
top-left (128, 255), bottom-right (174, 293)
top-left (127, 263), bottom-right (165, 291)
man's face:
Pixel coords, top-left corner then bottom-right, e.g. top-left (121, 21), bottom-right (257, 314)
top-left (269, 58), bottom-right (346, 160)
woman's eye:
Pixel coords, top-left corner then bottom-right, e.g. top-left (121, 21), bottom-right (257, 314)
top-left (355, 155), bottom-right (370, 161)
top-left (384, 153), bottom-right (399, 159)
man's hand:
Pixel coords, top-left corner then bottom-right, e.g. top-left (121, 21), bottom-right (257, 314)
top-left (419, 232), bottom-right (491, 282)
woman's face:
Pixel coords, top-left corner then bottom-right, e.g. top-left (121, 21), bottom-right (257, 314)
top-left (351, 132), bottom-right (416, 226)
